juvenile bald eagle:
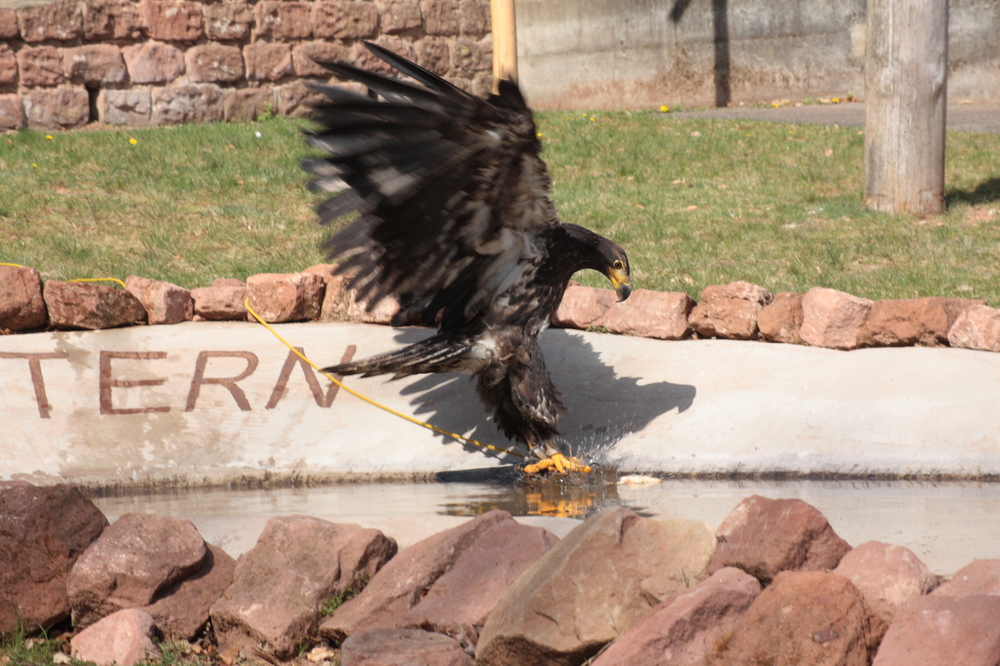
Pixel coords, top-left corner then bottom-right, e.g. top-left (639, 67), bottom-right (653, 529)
top-left (305, 43), bottom-right (632, 473)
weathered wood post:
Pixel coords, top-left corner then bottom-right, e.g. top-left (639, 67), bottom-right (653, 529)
top-left (491, 0), bottom-right (518, 91)
top-left (864, 0), bottom-right (949, 216)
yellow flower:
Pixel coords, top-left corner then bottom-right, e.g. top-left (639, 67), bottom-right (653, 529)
top-left (45, 135), bottom-right (53, 140)
top-left (32, 163), bottom-right (37, 167)
top-left (129, 138), bottom-right (137, 145)
top-left (660, 105), bottom-right (669, 113)
top-left (536, 132), bottom-right (542, 138)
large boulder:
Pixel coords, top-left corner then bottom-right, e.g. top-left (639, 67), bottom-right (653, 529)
top-left (872, 595), bottom-right (1000, 666)
top-left (707, 570), bottom-right (883, 666)
top-left (212, 515), bottom-right (397, 660)
top-left (592, 567), bottom-right (761, 666)
top-left (931, 559), bottom-right (1000, 598)
top-left (708, 495), bottom-right (851, 584)
top-left (475, 508), bottom-right (715, 666)
top-left (143, 544), bottom-right (236, 639)
top-left (67, 513), bottom-right (207, 628)
top-left (833, 541), bottom-right (939, 624)
top-left (0, 482), bottom-right (108, 636)
top-left (321, 510), bottom-right (555, 646)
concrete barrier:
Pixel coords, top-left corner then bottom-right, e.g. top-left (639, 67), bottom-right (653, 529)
top-left (3, 321), bottom-right (1000, 488)
top-left (516, 0), bottom-right (1000, 109)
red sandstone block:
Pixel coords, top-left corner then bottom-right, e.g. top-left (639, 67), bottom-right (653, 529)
top-left (374, 0), bottom-right (422, 33)
top-left (420, 0), bottom-right (459, 35)
top-left (604, 289), bottom-right (695, 340)
top-left (24, 88), bottom-right (90, 130)
top-left (223, 88), bottom-right (275, 122)
top-left (17, 46), bottom-right (65, 87)
top-left (0, 44), bottom-right (16, 85)
top-left (459, 0), bottom-right (490, 35)
top-left (122, 41), bottom-right (185, 84)
top-left (185, 44), bottom-right (244, 83)
top-left (0, 266), bottom-right (47, 332)
top-left (758, 292), bottom-right (805, 344)
top-left (552, 285), bottom-right (616, 330)
top-left (0, 9), bottom-right (18, 39)
top-left (98, 89), bottom-right (153, 125)
top-left (0, 94), bottom-right (25, 131)
top-left (292, 41), bottom-right (349, 77)
top-left (82, 0), bottom-right (142, 40)
top-left (246, 272), bottom-right (325, 323)
top-left (253, 1), bottom-right (311, 40)
top-left (350, 38), bottom-right (414, 73)
top-left (800, 287), bottom-right (873, 350)
top-left (312, 1), bottom-right (379, 40)
top-left (451, 37), bottom-right (491, 73)
top-left (141, 0), bottom-right (202, 41)
top-left (17, 2), bottom-right (83, 42)
top-left (947, 304), bottom-right (1000, 352)
top-left (415, 39), bottom-right (450, 76)
top-left (152, 84), bottom-right (224, 124)
top-left (203, 1), bottom-right (251, 41)
top-left (243, 43), bottom-right (292, 82)
top-left (63, 45), bottom-right (127, 85)
top-left (276, 80), bottom-right (325, 118)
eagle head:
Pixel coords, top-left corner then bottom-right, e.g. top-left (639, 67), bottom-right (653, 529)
top-left (603, 248), bottom-right (632, 302)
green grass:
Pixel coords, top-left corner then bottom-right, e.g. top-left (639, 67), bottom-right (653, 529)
top-left (2, 112), bottom-right (999, 304)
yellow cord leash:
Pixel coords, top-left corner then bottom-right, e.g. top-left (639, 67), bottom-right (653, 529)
top-left (243, 298), bottom-right (527, 459)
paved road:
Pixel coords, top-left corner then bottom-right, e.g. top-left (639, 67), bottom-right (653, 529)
top-left (671, 102), bottom-right (1000, 133)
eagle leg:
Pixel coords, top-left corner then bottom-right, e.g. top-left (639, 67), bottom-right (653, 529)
top-left (524, 441), bottom-right (592, 475)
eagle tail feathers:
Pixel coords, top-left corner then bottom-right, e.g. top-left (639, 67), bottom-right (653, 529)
top-left (323, 335), bottom-right (476, 379)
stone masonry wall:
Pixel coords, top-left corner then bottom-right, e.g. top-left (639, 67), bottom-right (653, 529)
top-left (0, 0), bottom-right (493, 130)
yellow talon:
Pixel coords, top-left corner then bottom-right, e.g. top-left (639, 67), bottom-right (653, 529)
top-left (524, 452), bottom-right (592, 475)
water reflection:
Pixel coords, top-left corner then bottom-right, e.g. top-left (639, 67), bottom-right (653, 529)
top-left (440, 471), bottom-right (635, 519)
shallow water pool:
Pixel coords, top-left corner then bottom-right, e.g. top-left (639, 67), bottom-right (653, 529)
top-left (92, 477), bottom-right (1000, 576)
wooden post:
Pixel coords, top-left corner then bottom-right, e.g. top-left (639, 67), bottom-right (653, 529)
top-left (491, 0), bottom-right (517, 91)
top-left (864, 0), bottom-right (949, 216)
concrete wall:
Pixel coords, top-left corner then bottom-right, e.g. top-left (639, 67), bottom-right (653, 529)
top-left (515, 0), bottom-right (1000, 110)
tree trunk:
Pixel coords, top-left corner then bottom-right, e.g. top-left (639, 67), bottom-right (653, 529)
top-left (864, 0), bottom-right (949, 216)
top-left (491, 0), bottom-right (518, 91)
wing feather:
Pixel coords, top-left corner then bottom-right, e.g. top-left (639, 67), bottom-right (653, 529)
top-left (304, 42), bottom-right (558, 327)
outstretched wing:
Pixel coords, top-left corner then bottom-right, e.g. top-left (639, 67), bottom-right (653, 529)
top-left (303, 43), bottom-right (558, 328)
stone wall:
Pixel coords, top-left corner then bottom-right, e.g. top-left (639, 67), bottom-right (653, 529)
top-left (0, 0), bottom-right (493, 130)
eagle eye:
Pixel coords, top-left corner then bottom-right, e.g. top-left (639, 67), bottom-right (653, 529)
top-left (613, 260), bottom-right (624, 270)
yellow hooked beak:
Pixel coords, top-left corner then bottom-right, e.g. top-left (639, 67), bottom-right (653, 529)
top-left (609, 266), bottom-right (632, 302)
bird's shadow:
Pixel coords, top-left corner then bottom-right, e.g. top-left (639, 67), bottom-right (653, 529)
top-left (386, 327), bottom-right (697, 465)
